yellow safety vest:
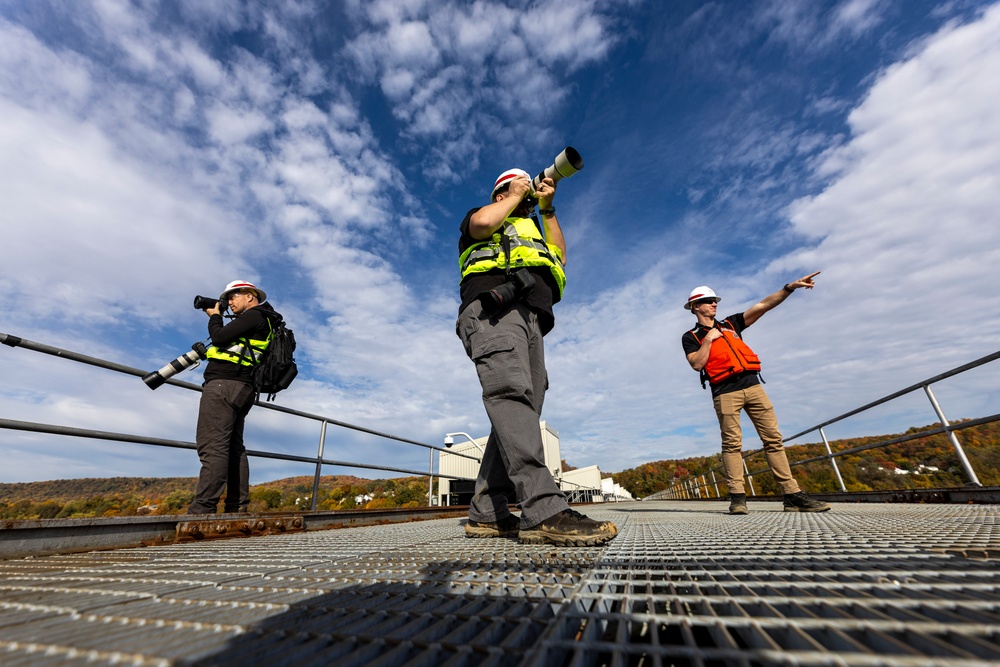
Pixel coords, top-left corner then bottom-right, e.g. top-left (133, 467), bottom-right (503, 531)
top-left (459, 216), bottom-right (566, 296)
top-left (205, 319), bottom-right (272, 367)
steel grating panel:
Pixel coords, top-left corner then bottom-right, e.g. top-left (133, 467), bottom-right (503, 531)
top-left (0, 501), bottom-right (997, 666)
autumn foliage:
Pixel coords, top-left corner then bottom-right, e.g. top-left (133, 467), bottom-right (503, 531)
top-left (0, 474), bottom-right (435, 520)
top-left (613, 419), bottom-right (1000, 498)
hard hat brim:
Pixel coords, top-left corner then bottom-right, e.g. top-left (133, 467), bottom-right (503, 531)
top-left (220, 281), bottom-right (266, 303)
top-left (685, 286), bottom-right (720, 310)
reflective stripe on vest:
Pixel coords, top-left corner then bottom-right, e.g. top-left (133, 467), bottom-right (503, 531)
top-left (459, 216), bottom-right (566, 296)
top-left (692, 319), bottom-right (762, 385)
top-left (205, 319), bottom-right (272, 367)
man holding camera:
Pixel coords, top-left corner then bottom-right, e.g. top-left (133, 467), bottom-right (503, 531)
top-left (456, 169), bottom-right (618, 546)
top-left (682, 273), bottom-right (830, 514)
top-left (188, 280), bottom-right (272, 515)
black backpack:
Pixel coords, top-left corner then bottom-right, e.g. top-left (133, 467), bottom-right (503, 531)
top-left (251, 307), bottom-right (298, 401)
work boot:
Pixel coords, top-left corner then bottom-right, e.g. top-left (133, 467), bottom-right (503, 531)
top-left (728, 493), bottom-right (748, 515)
top-left (783, 491), bottom-right (831, 513)
top-left (464, 514), bottom-right (520, 538)
top-left (519, 509), bottom-right (618, 546)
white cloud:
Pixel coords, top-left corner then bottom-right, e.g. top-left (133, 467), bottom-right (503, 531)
top-left (0, 100), bottom-right (248, 323)
top-left (519, 3), bottom-right (613, 70)
top-left (832, 0), bottom-right (888, 37)
top-left (342, 0), bottom-right (617, 177)
top-left (0, 20), bottom-right (93, 107)
top-left (759, 0), bottom-right (889, 50)
top-left (206, 103), bottom-right (274, 144)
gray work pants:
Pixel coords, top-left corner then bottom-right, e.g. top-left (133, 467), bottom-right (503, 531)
top-left (189, 379), bottom-right (255, 514)
top-left (457, 299), bottom-right (569, 528)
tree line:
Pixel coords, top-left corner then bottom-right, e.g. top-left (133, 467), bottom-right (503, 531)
top-left (0, 474), bottom-right (434, 520)
top-left (614, 420), bottom-right (1000, 498)
top-left (3, 420), bottom-right (995, 519)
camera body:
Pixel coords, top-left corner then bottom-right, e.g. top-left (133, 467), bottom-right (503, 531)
top-left (142, 341), bottom-right (208, 390)
top-left (480, 269), bottom-right (536, 316)
top-left (193, 295), bottom-right (220, 310)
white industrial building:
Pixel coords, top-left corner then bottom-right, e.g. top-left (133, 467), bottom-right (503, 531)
top-left (437, 421), bottom-right (633, 506)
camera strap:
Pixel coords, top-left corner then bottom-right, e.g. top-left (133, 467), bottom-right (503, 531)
top-left (500, 226), bottom-right (514, 278)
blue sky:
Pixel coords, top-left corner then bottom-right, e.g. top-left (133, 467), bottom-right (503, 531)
top-left (2, 0), bottom-right (999, 485)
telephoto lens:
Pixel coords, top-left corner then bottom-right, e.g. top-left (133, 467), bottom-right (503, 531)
top-left (531, 146), bottom-right (584, 193)
top-left (142, 342), bottom-right (209, 390)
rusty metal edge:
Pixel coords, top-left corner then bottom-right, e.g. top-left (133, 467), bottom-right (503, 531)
top-left (0, 506), bottom-right (471, 559)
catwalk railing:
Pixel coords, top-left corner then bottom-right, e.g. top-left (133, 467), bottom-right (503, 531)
top-left (0, 332), bottom-right (481, 510)
top-left (650, 350), bottom-right (1000, 500)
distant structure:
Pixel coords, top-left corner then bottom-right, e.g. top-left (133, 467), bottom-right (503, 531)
top-left (437, 421), bottom-right (633, 506)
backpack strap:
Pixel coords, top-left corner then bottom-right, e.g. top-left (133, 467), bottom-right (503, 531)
top-left (689, 325), bottom-right (711, 390)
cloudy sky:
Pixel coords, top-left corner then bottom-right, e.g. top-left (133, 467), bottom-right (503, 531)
top-left (2, 0), bottom-right (998, 486)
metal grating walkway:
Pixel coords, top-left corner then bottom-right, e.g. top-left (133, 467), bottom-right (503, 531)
top-left (0, 501), bottom-right (998, 666)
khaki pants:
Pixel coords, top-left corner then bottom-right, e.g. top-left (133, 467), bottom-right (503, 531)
top-left (713, 384), bottom-right (800, 495)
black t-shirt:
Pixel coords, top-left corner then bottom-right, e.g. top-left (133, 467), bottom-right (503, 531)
top-left (203, 305), bottom-right (272, 384)
top-left (681, 312), bottom-right (761, 397)
top-left (457, 208), bottom-right (561, 335)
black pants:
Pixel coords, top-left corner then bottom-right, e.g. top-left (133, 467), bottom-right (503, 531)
top-left (188, 379), bottom-right (255, 514)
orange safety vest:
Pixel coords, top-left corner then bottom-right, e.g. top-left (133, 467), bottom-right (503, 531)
top-left (690, 318), bottom-right (761, 386)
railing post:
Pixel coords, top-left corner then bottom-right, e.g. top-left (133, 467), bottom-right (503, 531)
top-left (924, 385), bottom-right (982, 487)
top-left (820, 427), bottom-right (847, 492)
top-left (710, 470), bottom-right (720, 497)
top-left (310, 420), bottom-right (328, 511)
top-left (744, 460), bottom-right (756, 496)
top-left (428, 449), bottom-right (434, 506)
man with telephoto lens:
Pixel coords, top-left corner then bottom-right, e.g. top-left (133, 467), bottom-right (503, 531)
top-left (188, 280), bottom-right (273, 514)
top-left (456, 168), bottom-right (618, 546)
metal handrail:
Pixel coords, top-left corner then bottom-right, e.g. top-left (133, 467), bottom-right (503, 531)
top-left (783, 350), bottom-right (1000, 441)
top-left (0, 418), bottom-right (472, 480)
top-left (1, 332), bottom-right (480, 509)
top-left (653, 350), bottom-right (999, 500)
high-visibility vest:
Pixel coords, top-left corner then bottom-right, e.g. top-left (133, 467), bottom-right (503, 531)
top-left (459, 216), bottom-right (566, 296)
top-left (691, 318), bottom-right (761, 385)
top-left (205, 318), bottom-right (272, 367)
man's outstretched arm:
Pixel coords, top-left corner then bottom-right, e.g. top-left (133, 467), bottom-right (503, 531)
top-left (743, 271), bottom-right (820, 327)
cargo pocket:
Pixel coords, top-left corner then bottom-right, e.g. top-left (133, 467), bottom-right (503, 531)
top-left (472, 333), bottom-right (529, 400)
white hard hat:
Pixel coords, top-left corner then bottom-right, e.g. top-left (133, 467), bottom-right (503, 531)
top-left (684, 286), bottom-right (719, 310)
top-left (491, 168), bottom-right (531, 199)
top-left (220, 280), bottom-right (266, 303)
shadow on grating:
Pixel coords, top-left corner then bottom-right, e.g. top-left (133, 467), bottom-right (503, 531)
top-left (0, 503), bottom-right (999, 666)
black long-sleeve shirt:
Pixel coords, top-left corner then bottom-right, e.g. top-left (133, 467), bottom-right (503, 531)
top-left (203, 304), bottom-right (273, 384)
